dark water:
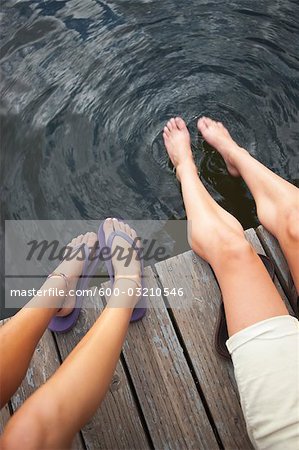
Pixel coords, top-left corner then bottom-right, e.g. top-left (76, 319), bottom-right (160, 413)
top-left (1, 0), bottom-right (299, 229)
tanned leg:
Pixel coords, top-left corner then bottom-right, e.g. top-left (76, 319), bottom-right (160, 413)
top-left (1, 219), bottom-right (142, 450)
top-left (162, 117), bottom-right (288, 337)
top-left (0, 232), bottom-right (97, 408)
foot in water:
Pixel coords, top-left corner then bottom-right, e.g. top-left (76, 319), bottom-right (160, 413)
top-left (162, 117), bottom-right (245, 261)
top-left (163, 117), bottom-right (195, 181)
top-left (54, 232), bottom-right (97, 317)
top-left (197, 116), bottom-right (248, 177)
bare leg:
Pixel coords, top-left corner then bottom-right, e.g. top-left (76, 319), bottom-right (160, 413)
top-left (1, 219), bottom-right (142, 450)
top-left (197, 117), bottom-right (299, 291)
top-left (0, 232), bottom-right (97, 408)
top-left (162, 117), bottom-right (288, 336)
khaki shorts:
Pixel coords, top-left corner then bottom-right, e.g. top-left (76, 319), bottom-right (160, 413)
top-left (227, 315), bottom-right (299, 450)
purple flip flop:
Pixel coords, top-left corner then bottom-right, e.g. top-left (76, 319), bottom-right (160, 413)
top-left (48, 242), bottom-right (100, 333)
top-left (98, 219), bottom-right (146, 322)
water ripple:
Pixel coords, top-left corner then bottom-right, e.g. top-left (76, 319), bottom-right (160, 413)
top-left (1, 0), bottom-right (299, 228)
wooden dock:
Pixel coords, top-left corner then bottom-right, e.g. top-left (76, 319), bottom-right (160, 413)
top-left (0, 226), bottom-right (295, 449)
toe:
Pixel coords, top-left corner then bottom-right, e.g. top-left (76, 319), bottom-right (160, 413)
top-left (204, 117), bottom-right (213, 127)
top-left (119, 220), bottom-right (127, 233)
top-left (175, 117), bottom-right (186, 130)
top-left (103, 218), bottom-right (114, 240)
top-left (124, 223), bottom-right (131, 236)
top-left (170, 118), bottom-right (176, 129)
top-left (167, 119), bottom-right (173, 131)
top-left (163, 126), bottom-right (170, 136)
top-left (163, 132), bottom-right (169, 142)
top-left (70, 237), bottom-right (77, 247)
top-left (87, 232), bottom-right (97, 247)
top-left (74, 234), bottom-right (84, 247)
top-left (82, 232), bottom-right (90, 244)
top-left (130, 227), bottom-right (137, 240)
top-left (64, 237), bottom-right (76, 258)
top-left (197, 117), bottom-right (208, 132)
top-left (113, 218), bottom-right (121, 232)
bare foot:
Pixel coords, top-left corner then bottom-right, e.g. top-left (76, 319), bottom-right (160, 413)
top-left (103, 218), bottom-right (141, 295)
top-left (55, 232), bottom-right (97, 317)
top-left (197, 116), bottom-right (247, 177)
top-left (163, 117), bottom-right (195, 181)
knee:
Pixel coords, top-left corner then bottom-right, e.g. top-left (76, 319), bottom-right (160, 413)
top-left (215, 230), bottom-right (253, 263)
top-left (1, 412), bottom-right (44, 450)
top-left (189, 219), bottom-right (252, 264)
top-left (284, 206), bottom-right (299, 242)
top-left (1, 397), bottom-right (63, 450)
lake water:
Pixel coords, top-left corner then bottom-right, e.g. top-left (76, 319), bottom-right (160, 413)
top-left (1, 0), bottom-right (299, 228)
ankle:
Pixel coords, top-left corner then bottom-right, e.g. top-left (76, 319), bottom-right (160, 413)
top-left (109, 278), bottom-right (140, 308)
top-left (227, 144), bottom-right (248, 164)
top-left (176, 158), bottom-right (197, 181)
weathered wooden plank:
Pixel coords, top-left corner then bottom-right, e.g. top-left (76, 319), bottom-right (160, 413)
top-left (256, 225), bottom-right (291, 295)
top-left (112, 267), bottom-right (219, 450)
top-left (155, 250), bottom-right (252, 450)
top-left (0, 403), bottom-right (11, 435)
top-left (54, 294), bottom-right (150, 450)
top-left (0, 320), bottom-right (12, 435)
top-left (245, 229), bottom-right (293, 314)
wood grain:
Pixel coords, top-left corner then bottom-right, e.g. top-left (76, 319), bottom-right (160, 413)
top-left (256, 225), bottom-right (291, 295)
top-left (0, 403), bottom-right (11, 435)
top-left (110, 266), bottom-right (219, 450)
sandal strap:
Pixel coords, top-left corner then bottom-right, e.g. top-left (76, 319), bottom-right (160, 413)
top-left (47, 272), bottom-right (70, 310)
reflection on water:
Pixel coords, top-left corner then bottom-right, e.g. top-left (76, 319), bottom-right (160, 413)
top-left (1, 0), bottom-right (299, 230)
